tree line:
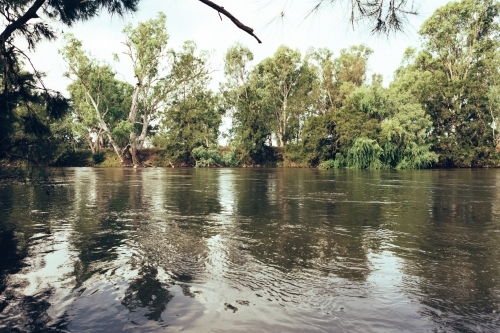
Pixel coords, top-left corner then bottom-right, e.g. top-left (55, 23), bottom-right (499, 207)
top-left (2, 0), bottom-right (500, 171)
top-left (222, 0), bottom-right (500, 168)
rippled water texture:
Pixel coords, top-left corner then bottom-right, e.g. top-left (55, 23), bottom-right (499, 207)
top-left (1, 168), bottom-right (500, 332)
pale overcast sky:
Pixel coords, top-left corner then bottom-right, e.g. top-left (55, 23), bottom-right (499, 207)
top-left (26, 0), bottom-right (451, 95)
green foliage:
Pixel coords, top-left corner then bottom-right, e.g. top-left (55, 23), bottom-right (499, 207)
top-left (252, 45), bottom-right (316, 146)
top-left (152, 41), bottom-right (220, 165)
top-left (335, 82), bottom-right (388, 144)
top-left (61, 13), bottom-right (187, 166)
top-left (345, 137), bottom-right (383, 169)
top-left (92, 152), bottom-right (106, 164)
top-left (308, 45), bottom-right (373, 112)
top-left (380, 91), bottom-right (438, 169)
top-left (284, 113), bottom-right (337, 165)
top-left (0, 53), bottom-right (72, 174)
top-left (318, 159), bottom-right (336, 170)
top-left (6, 0), bottom-right (500, 172)
top-left (156, 88), bottom-right (221, 164)
top-left (318, 157), bottom-right (347, 170)
top-left (52, 150), bottom-right (93, 167)
top-left (396, 0), bottom-right (500, 166)
top-left (222, 40), bottom-right (441, 169)
top-left (191, 146), bottom-right (222, 167)
top-left (222, 44), bottom-right (272, 164)
top-left (190, 146), bottom-right (240, 167)
top-left (221, 147), bottom-right (241, 167)
top-left (112, 120), bottom-right (136, 146)
top-left (223, 44), bottom-right (318, 163)
top-left (0, 0), bottom-right (137, 176)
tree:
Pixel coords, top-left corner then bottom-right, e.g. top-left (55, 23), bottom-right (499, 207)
top-left (289, 45), bottom-right (374, 166)
top-left (290, 43), bottom-right (437, 169)
top-left (310, 44), bottom-right (373, 112)
top-left (302, 45), bottom-right (376, 163)
top-left (287, 112), bottom-right (338, 166)
top-left (398, 0), bottom-right (500, 166)
top-left (301, 0), bottom-right (418, 34)
top-left (330, 79), bottom-right (437, 169)
top-left (332, 80), bottom-right (388, 158)
top-left (0, 52), bottom-right (70, 175)
top-left (222, 43), bottom-right (274, 164)
top-left (61, 14), bottom-right (175, 166)
top-left (253, 46), bottom-right (316, 147)
top-left (66, 59), bottom-right (133, 155)
top-left (380, 86), bottom-right (438, 169)
top-left (0, 0), bottom-right (138, 171)
top-left (61, 35), bottom-right (134, 164)
top-left (120, 13), bottom-right (172, 165)
top-left (152, 41), bottom-right (220, 165)
top-left (63, 15), bottom-right (213, 166)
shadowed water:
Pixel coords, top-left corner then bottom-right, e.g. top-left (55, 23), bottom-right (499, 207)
top-left (0, 168), bottom-right (499, 332)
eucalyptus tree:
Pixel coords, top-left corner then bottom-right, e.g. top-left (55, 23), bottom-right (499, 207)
top-left (306, 44), bottom-right (373, 115)
top-left (253, 46), bottom-right (316, 147)
top-left (120, 13), bottom-right (172, 165)
top-left (289, 45), bottom-right (373, 165)
top-left (222, 43), bottom-right (274, 163)
top-left (397, 0), bottom-right (500, 166)
top-left (487, 85), bottom-right (500, 153)
top-left (152, 41), bottom-right (220, 164)
top-left (62, 14), bottom-right (209, 166)
top-left (65, 57), bottom-right (133, 155)
top-left (61, 36), bottom-right (131, 161)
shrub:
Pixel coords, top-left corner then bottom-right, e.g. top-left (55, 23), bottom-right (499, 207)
top-left (92, 152), bottom-right (106, 164)
top-left (191, 146), bottom-right (223, 167)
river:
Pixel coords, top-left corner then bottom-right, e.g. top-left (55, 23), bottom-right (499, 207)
top-left (0, 168), bottom-right (499, 332)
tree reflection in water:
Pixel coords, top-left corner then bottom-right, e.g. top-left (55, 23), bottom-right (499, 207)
top-left (0, 168), bottom-right (499, 332)
top-left (121, 267), bottom-right (173, 321)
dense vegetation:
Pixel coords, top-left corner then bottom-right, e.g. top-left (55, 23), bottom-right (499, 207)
top-left (2, 0), bottom-right (500, 172)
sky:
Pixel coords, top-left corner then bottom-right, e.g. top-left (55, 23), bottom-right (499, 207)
top-left (25, 0), bottom-right (452, 95)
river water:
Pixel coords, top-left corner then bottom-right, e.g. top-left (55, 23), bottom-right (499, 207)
top-left (0, 168), bottom-right (499, 332)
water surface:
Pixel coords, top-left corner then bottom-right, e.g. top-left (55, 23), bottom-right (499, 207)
top-left (0, 168), bottom-right (499, 332)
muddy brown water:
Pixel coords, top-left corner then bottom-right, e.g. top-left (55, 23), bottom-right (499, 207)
top-left (0, 168), bottom-right (499, 332)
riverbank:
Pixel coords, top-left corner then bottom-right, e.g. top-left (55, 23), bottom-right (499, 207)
top-left (3, 147), bottom-right (500, 170)
top-left (53, 148), bottom-right (500, 168)
top-left (50, 148), bottom-right (290, 168)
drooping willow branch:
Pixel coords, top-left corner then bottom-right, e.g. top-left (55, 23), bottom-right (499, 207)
top-left (198, 0), bottom-right (262, 43)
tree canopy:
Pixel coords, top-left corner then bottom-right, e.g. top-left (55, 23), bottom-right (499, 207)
top-left (2, 0), bottom-right (500, 172)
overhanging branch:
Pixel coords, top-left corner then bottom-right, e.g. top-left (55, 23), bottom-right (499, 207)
top-left (198, 0), bottom-right (262, 43)
top-left (0, 0), bottom-right (47, 44)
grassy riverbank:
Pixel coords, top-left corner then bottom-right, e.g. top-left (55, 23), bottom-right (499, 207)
top-left (50, 148), bottom-right (286, 168)
top-left (3, 147), bottom-right (499, 170)
top-left (53, 148), bottom-right (500, 168)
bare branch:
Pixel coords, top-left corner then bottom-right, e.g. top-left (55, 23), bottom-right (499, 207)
top-left (2, 151), bottom-right (39, 164)
top-left (198, 0), bottom-right (262, 43)
top-left (9, 44), bottom-right (48, 91)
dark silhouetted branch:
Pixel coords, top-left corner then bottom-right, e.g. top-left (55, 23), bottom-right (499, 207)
top-left (0, 0), bottom-right (46, 44)
top-left (198, 0), bottom-right (262, 43)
